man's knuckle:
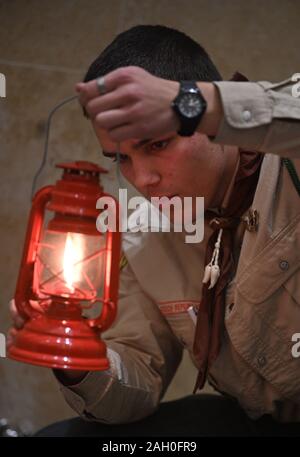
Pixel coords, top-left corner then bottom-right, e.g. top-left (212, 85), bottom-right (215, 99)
top-left (118, 66), bottom-right (143, 83)
top-left (117, 67), bottom-right (133, 83)
top-left (128, 66), bottom-right (144, 77)
top-left (124, 66), bottom-right (137, 77)
top-left (123, 84), bottom-right (138, 101)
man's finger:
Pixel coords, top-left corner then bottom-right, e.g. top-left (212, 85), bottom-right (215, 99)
top-left (76, 67), bottom-right (137, 108)
top-left (95, 109), bottom-right (129, 131)
top-left (108, 124), bottom-right (138, 142)
top-left (6, 328), bottom-right (18, 349)
top-left (9, 299), bottom-right (19, 320)
top-left (9, 299), bottom-right (25, 329)
top-left (76, 80), bottom-right (100, 107)
top-left (76, 72), bottom-right (118, 107)
top-left (9, 299), bottom-right (17, 316)
top-left (85, 89), bottom-right (129, 119)
top-left (29, 299), bottom-right (48, 313)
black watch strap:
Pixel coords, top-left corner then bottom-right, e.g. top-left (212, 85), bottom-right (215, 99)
top-left (180, 81), bottom-right (199, 93)
top-left (173, 81), bottom-right (207, 137)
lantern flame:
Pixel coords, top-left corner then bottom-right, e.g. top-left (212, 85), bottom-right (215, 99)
top-left (63, 233), bottom-right (83, 293)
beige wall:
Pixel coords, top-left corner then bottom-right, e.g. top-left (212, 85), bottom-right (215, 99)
top-left (0, 0), bottom-right (299, 434)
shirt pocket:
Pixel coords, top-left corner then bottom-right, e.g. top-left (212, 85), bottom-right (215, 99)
top-left (283, 272), bottom-right (300, 306)
top-left (236, 213), bottom-right (300, 304)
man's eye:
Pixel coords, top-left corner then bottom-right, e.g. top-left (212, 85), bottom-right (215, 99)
top-left (149, 140), bottom-right (169, 151)
top-left (112, 154), bottom-right (128, 163)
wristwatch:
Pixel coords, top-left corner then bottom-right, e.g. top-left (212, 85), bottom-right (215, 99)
top-left (172, 81), bottom-right (207, 136)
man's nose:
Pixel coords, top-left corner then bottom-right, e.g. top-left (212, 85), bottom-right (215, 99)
top-left (132, 156), bottom-right (161, 192)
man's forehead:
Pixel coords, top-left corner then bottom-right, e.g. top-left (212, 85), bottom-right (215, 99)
top-left (94, 123), bottom-right (182, 154)
top-left (98, 129), bottom-right (154, 153)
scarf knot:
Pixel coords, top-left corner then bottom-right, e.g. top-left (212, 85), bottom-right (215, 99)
top-left (209, 216), bottom-right (241, 231)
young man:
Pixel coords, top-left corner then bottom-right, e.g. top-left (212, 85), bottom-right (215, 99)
top-left (11, 25), bottom-right (300, 436)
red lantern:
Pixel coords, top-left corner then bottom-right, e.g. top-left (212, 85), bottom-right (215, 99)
top-left (8, 161), bottom-right (121, 371)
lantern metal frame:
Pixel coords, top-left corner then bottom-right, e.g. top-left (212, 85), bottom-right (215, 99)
top-left (8, 161), bottom-right (121, 371)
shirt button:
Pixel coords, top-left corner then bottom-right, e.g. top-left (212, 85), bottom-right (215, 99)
top-left (257, 355), bottom-right (267, 367)
top-left (279, 260), bottom-right (289, 271)
top-left (242, 110), bottom-right (252, 122)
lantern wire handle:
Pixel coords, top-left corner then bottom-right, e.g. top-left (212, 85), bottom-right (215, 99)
top-left (32, 96), bottom-right (126, 197)
top-left (31, 94), bottom-right (79, 199)
top-left (115, 145), bottom-right (126, 189)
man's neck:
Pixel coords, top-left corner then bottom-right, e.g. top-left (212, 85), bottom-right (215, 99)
top-left (210, 146), bottom-right (240, 211)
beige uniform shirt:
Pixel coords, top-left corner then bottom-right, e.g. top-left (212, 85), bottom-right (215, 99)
top-left (57, 75), bottom-right (300, 424)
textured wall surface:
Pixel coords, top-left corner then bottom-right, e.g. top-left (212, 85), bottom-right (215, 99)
top-left (0, 0), bottom-right (299, 434)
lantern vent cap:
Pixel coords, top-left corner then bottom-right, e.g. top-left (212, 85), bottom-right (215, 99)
top-left (56, 161), bottom-right (108, 175)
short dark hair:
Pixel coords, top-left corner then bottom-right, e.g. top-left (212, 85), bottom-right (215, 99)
top-left (83, 24), bottom-right (222, 83)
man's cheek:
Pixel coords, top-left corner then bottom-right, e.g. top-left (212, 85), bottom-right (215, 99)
top-left (120, 165), bottom-right (133, 184)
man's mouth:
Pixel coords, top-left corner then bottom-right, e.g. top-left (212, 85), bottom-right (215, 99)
top-left (149, 194), bottom-right (179, 199)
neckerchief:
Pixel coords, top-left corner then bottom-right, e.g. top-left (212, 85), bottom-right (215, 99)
top-left (193, 72), bottom-right (264, 391)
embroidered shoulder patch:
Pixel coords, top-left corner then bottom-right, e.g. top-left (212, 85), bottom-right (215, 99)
top-left (157, 300), bottom-right (200, 316)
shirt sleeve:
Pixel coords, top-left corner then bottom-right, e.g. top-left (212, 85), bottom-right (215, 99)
top-left (54, 261), bottom-right (183, 424)
top-left (213, 75), bottom-right (300, 158)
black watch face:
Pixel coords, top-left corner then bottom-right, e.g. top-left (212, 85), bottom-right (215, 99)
top-left (179, 93), bottom-right (203, 118)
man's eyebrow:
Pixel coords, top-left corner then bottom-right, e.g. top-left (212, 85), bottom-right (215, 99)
top-left (102, 139), bottom-right (153, 157)
top-left (132, 138), bottom-right (152, 149)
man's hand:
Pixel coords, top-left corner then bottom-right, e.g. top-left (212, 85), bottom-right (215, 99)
top-left (7, 299), bottom-right (88, 384)
top-left (7, 299), bottom-right (26, 349)
top-left (76, 66), bottom-right (223, 142)
top-left (76, 66), bottom-right (180, 141)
